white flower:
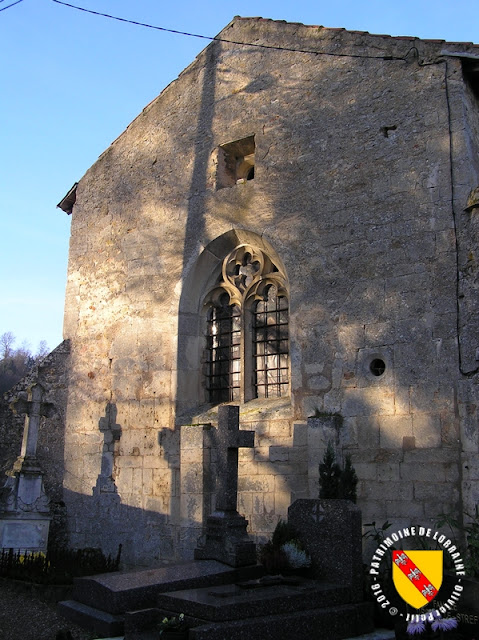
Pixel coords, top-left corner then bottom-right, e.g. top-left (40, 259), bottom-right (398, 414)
top-left (281, 542), bottom-right (311, 569)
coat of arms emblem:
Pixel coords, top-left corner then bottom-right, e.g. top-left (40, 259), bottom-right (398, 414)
top-left (392, 550), bottom-right (443, 609)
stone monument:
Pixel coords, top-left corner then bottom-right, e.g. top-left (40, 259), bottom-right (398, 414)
top-left (195, 405), bottom-right (257, 567)
top-left (0, 383), bottom-right (53, 552)
top-left (288, 498), bottom-right (364, 602)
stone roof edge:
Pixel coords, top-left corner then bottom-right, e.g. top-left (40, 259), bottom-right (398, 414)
top-left (233, 15), bottom-right (479, 49)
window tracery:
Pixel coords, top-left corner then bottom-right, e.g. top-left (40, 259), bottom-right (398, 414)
top-left (203, 244), bottom-right (289, 404)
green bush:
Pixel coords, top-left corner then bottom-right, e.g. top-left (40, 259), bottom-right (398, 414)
top-left (319, 442), bottom-right (358, 502)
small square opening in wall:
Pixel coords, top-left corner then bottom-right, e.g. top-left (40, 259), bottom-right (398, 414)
top-left (216, 135), bottom-right (255, 190)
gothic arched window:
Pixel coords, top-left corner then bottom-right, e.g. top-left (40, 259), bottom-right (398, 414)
top-left (203, 244), bottom-right (289, 404)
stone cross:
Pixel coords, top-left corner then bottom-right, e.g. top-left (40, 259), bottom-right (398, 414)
top-left (1, 383), bottom-right (53, 526)
top-left (195, 405), bottom-right (257, 566)
top-left (94, 403), bottom-right (122, 494)
top-left (215, 405), bottom-right (254, 512)
top-left (13, 383), bottom-right (54, 464)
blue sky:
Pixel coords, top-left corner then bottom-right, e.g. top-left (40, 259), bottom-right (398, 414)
top-left (1, 0), bottom-right (478, 354)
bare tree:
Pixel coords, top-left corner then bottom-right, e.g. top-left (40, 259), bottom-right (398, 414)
top-left (0, 332), bottom-right (47, 393)
top-left (36, 340), bottom-right (49, 359)
top-left (0, 331), bottom-right (15, 360)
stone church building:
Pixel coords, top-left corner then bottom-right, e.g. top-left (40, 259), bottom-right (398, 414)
top-left (4, 17), bottom-right (479, 566)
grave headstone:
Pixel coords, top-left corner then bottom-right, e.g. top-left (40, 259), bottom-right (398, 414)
top-left (0, 383), bottom-right (52, 552)
top-left (195, 405), bottom-right (257, 567)
top-left (288, 498), bottom-right (364, 602)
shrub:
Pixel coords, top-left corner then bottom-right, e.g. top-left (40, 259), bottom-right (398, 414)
top-left (319, 442), bottom-right (357, 503)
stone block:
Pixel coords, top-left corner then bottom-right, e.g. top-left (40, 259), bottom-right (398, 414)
top-left (379, 415), bottom-right (413, 448)
top-left (142, 467), bottom-right (153, 495)
top-left (409, 384), bottom-right (454, 413)
top-left (356, 416), bottom-right (381, 448)
top-left (414, 482), bottom-right (459, 503)
top-left (359, 480), bottom-right (413, 502)
top-left (237, 492), bottom-right (253, 516)
top-left (238, 448), bottom-right (254, 462)
top-left (180, 493), bottom-right (203, 525)
top-left (403, 448), bottom-right (458, 464)
top-left (238, 475), bottom-right (274, 493)
top-left (288, 445), bottom-right (308, 467)
top-left (268, 421), bottom-right (292, 438)
top-left (359, 500), bottom-right (387, 523)
top-left (307, 415), bottom-right (341, 449)
top-left (181, 463), bottom-right (203, 494)
top-left (292, 422), bottom-right (308, 447)
top-left (400, 462), bottom-right (446, 483)
top-left (445, 463), bottom-right (460, 483)
top-left (376, 462), bottom-right (400, 482)
top-left (342, 388), bottom-right (395, 417)
top-left (269, 446), bottom-right (289, 462)
top-left (440, 411), bottom-right (460, 445)
top-left (181, 448), bottom-right (203, 465)
top-left (274, 473), bottom-right (308, 495)
top-left (352, 462), bottom-right (377, 481)
top-left (250, 511), bottom-right (278, 533)
top-left (132, 467), bottom-right (143, 490)
top-left (274, 490), bottom-right (292, 514)
top-left (253, 446), bottom-right (269, 462)
top-left (145, 496), bottom-right (169, 515)
top-left (411, 412), bottom-right (441, 447)
top-left (463, 454), bottom-right (479, 480)
top-left (117, 455), bottom-right (143, 469)
top-left (384, 499), bottom-right (425, 520)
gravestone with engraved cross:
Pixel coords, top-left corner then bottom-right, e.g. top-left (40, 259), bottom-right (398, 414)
top-left (0, 383), bottom-right (54, 552)
top-left (195, 405), bottom-right (257, 567)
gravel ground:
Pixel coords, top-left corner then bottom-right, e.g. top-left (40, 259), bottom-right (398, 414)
top-left (0, 578), bottom-right (99, 640)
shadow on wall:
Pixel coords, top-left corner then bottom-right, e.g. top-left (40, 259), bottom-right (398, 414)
top-left (64, 404), bottom-right (184, 568)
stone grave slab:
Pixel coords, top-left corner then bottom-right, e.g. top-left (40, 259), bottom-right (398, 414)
top-left (69, 559), bottom-right (262, 614)
top-left (57, 600), bottom-right (124, 639)
top-left (154, 578), bottom-right (350, 621)
top-left (59, 559), bottom-right (262, 635)
top-left (288, 498), bottom-right (364, 602)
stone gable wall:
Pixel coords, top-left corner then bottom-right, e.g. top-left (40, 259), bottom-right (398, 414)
top-left (61, 20), bottom-right (479, 565)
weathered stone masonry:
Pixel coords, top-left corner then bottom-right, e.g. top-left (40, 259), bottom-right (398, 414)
top-left (27, 18), bottom-right (479, 565)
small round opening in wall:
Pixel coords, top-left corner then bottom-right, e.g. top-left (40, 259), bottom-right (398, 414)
top-left (370, 358), bottom-right (386, 377)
